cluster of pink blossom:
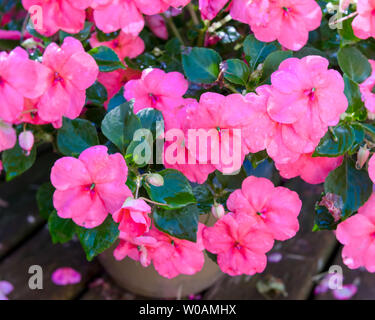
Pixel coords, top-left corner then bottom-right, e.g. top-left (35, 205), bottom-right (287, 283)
top-left (200, 0), bottom-right (322, 51)
top-left (352, 0), bottom-right (375, 40)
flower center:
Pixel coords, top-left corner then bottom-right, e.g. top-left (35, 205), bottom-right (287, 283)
top-left (54, 72), bottom-right (64, 83)
top-left (282, 7), bottom-right (290, 16)
top-left (234, 242), bottom-right (243, 250)
top-left (304, 87), bottom-right (316, 101)
top-left (149, 93), bottom-right (159, 107)
top-left (0, 76), bottom-right (3, 85)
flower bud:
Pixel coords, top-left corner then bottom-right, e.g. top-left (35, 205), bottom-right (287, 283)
top-left (211, 203), bottom-right (225, 219)
top-left (146, 173), bottom-right (164, 187)
top-left (145, 15), bottom-right (168, 40)
top-left (356, 145), bottom-right (370, 169)
top-left (19, 131), bottom-right (34, 156)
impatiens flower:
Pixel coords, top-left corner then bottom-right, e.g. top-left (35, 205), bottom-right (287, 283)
top-left (124, 68), bottom-right (188, 114)
top-left (248, 56), bottom-right (348, 164)
top-left (51, 145), bottom-right (132, 228)
top-left (51, 267), bottom-right (82, 286)
top-left (203, 213), bottom-right (274, 276)
top-left (150, 225), bottom-right (205, 279)
top-left (0, 47), bottom-right (49, 123)
top-left (227, 176), bottom-right (302, 241)
top-left (22, 0), bottom-right (92, 37)
top-left (199, 0), bottom-right (229, 20)
top-left (89, 31), bottom-right (145, 60)
top-left (18, 131), bottom-right (34, 156)
top-left (145, 15), bottom-right (169, 40)
top-left (112, 197), bottom-right (152, 237)
top-left (0, 121), bottom-right (16, 152)
top-left (336, 194), bottom-right (375, 272)
top-left (359, 59), bottom-right (375, 113)
top-left (0, 281), bottom-right (14, 300)
top-left (97, 68), bottom-right (142, 109)
top-left (368, 154), bottom-right (375, 183)
top-left (352, 0), bottom-right (375, 39)
top-left (245, 0), bottom-right (322, 51)
top-left (114, 232), bottom-right (158, 267)
top-left (275, 153), bottom-right (343, 184)
top-left (36, 37), bottom-right (99, 124)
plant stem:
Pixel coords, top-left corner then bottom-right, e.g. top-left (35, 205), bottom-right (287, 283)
top-left (224, 82), bottom-right (238, 94)
top-left (208, 14), bottom-right (232, 33)
top-left (20, 13), bottom-right (30, 43)
top-left (329, 11), bottom-right (358, 26)
top-left (162, 14), bottom-right (185, 45)
top-left (187, 3), bottom-right (199, 26)
top-left (139, 197), bottom-right (170, 207)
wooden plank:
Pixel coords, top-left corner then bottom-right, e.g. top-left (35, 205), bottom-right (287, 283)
top-left (314, 247), bottom-right (375, 300)
top-left (0, 227), bottom-right (101, 300)
top-left (204, 178), bottom-right (338, 300)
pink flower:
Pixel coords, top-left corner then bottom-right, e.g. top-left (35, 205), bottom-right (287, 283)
top-left (22, 0), bottom-right (92, 37)
top-left (336, 194), bottom-right (375, 272)
top-left (51, 145), bottom-right (132, 228)
top-left (227, 176), bottom-right (302, 241)
top-left (199, 0), bottom-right (229, 20)
top-left (89, 31), bottom-right (145, 60)
top-left (51, 267), bottom-right (82, 286)
top-left (202, 213), bottom-right (274, 276)
top-left (369, 154), bottom-right (375, 183)
top-left (352, 0), bottom-right (375, 39)
top-left (0, 121), bottom-right (16, 152)
top-left (112, 198), bottom-right (152, 238)
top-left (248, 56), bottom-right (347, 164)
top-left (359, 59), bottom-right (375, 113)
top-left (145, 15), bottom-right (169, 40)
top-left (246, 0), bottom-right (322, 51)
top-left (0, 30), bottom-right (21, 41)
top-left (18, 131), bottom-right (34, 156)
top-left (0, 47), bottom-right (49, 123)
top-left (0, 281), bottom-right (14, 300)
top-left (275, 153), bottom-right (343, 184)
top-left (114, 232), bottom-right (158, 267)
top-left (98, 68), bottom-right (142, 109)
top-left (150, 225), bottom-right (205, 279)
top-left (36, 37), bottom-right (99, 123)
top-left (124, 68), bottom-right (188, 114)
top-left (230, 0), bottom-right (270, 26)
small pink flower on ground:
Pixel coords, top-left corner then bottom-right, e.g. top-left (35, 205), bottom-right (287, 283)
top-left (145, 15), bottom-right (169, 40)
top-left (18, 131), bottom-right (34, 156)
top-left (203, 213), bottom-right (274, 276)
top-left (51, 145), bottom-right (132, 228)
top-left (0, 121), bottom-right (16, 152)
top-left (112, 197), bottom-right (152, 238)
top-left (332, 284), bottom-right (358, 300)
top-left (369, 154), bottom-right (375, 184)
top-left (0, 281), bottom-right (14, 300)
top-left (352, 0), bottom-right (375, 39)
top-left (124, 68), bottom-right (188, 114)
top-left (336, 194), bottom-right (375, 272)
top-left (268, 252), bottom-right (283, 263)
top-left (37, 37), bottom-right (99, 124)
top-left (114, 232), bottom-right (158, 267)
top-left (150, 225), bottom-right (205, 279)
top-left (275, 153), bottom-right (343, 184)
top-left (52, 267), bottom-right (82, 286)
top-left (245, 0), bottom-right (322, 51)
top-left (0, 47), bottom-right (49, 123)
top-left (22, 0), bottom-right (91, 36)
top-left (359, 59), bottom-right (375, 113)
top-left (227, 176), bottom-right (302, 241)
top-left (89, 31), bottom-right (145, 60)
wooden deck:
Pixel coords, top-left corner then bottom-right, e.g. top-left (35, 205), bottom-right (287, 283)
top-left (0, 149), bottom-right (374, 300)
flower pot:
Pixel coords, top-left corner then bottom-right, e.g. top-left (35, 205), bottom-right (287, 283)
top-left (98, 247), bottom-right (223, 299)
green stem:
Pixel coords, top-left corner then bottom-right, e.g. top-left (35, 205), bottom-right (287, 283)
top-left (162, 14), bottom-right (185, 45)
top-left (187, 3), bottom-right (199, 26)
top-left (224, 82), bottom-right (238, 94)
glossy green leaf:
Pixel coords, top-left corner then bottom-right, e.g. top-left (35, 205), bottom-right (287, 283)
top-left (57, 118), bottom-right (99, 157)
top-left (48, 211), bottom-right (76, 244)
top-left (193, 184), bottom-right (214, 215)
top-left (260, 50), bottom-right (293, 83)
top-left (338, 46), bottom-right (371, 84)
top-left (243, 35), bottom-right (279, 70)
top-left (88, 46), bottom-right (125, 72)
top-left (36, 182), bottom-right (55, 220)
top-left (223, 59), bottom-right (250, 86)
top-left (86, 81), bottom-right (108, 106)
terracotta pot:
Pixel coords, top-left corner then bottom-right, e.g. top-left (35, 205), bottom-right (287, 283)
top-left (99, 248), bottom-right (223, 299)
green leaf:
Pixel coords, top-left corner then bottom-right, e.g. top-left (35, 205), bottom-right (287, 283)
top-left (314, 202), bottom-right (337, 231)
top-left (153, 204), bottom-right (199, 242)
top-left (324, 157), bottom-right (373, 217)
top-left (59, 22), bottom-right (93, 41)
top-left (260, 50), bottom-right (293, 83)
top-left (205, 250), bottom-right (218, 264)
top-left (101, 101), bottom-right (142, 154)
top-left (86, 81), bottom-right (108, 106)
top-left (36, 182), bottom-right (55, 220)
top-left (337, 46), bottom-right (371, 84)
top-left (338, 18), bottom-right (360, 45)
top-left (96, 29), bottom-right (121, 42)
top-left (107, 87), bottom-right (126, 112)
top-left (243, 35), bottom-right (279, 70)
top-left (76, 216), bottom-right (120, 261)
top-left (57, 118), bottom-right (99, 157)
top-left (223, 59), bottom-right (250, 86)
top-left (2, 143), bottom-right (37, 181)
top-left (248, 150), bottom-right (269, 169)
top-left (136, 108), bottom-right (164, 140)
top-left (144, 169), bottom-right (196, 209)
top-left (313, 124), bottom-right (355, 157)
top-left (193, 184), bottom-right (214, 215)
top-left (88, 46), bottom-right (125, 72)
top-left (344, 75), bottom-right (366, 116)
top-left (182, 47), bottom-right (222, 84)
top-left (48, 211), bottom-right (76, 244)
